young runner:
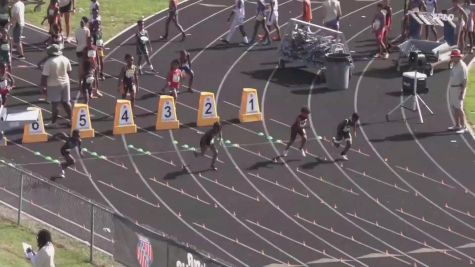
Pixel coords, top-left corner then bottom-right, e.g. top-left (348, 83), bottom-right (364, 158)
top-left (282, 107), bottom-right (310, 157)
top-left (161, 59), bottom-right (182, 99)
top-left (44, 0), bottom-right (61, 36)
top-left (302, 0), bottom-right (313, 23)
top-left (332, 113), bottom-right (359, 161)
top-left (222, 0), bottom-right (249, 45)
top-left (90, 0), bottom-right (100, 23)
top-left (0, 27), bottom-right (12, 73)
top-left (160, 0), bottom-right (186, 41)
top-left (372, 3), bottom-right (389, 59)
top-left (91, 19), bottom-right (104, 79)
top-left (118, 54), bottom-right (139, 110)
top-left (179, 50), bottom-right (194, 92)
top-left (249, 0), bottom-right (271, 45)
top-left (424, 0), bottom-right (438, 41)
top-left (136, 19), bottom-right (154, 74)
top-left (37, 24), bottom-right (64, 69)
top-left (82, 37), bottom-right (101, 101)
top-left (383, 0), bottom-right (393, 49)
top-left (0, 62), bottom-right (14, 105)
top-left (194, 122), bottom-right (222, 171)
top-left (54, 130), bottom-right (83, 179)
top-left (263, 0), bottom-right (281, 41)
top-left (59, 0), bottom-right (75, 42)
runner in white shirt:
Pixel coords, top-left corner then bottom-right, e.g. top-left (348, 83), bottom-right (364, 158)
top-left (222, 0), bottom-right (249, 45)
top-left (10, 0), bottom-right (25, 59)
top-left (323, 0), bottom-right (342, 31)
top-left (448, 49), bottom-right (468, 134)
top-left (263, 0), bottom-right (281, 41)
top-left (424, 0), bottom-right (438, 40)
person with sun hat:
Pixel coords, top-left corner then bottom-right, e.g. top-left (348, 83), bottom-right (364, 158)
top-left (448, 48), bottom-right (468, 134)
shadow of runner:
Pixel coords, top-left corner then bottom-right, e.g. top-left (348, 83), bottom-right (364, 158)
top-left (370, 130), bottom-right (455, 142)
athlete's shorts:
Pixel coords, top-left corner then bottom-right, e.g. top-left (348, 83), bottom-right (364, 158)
top-left (290, 127), bottom-right (305, 141)
top-left (59, 1), bottom-right (73, 13)
top-left (136, 45), bottom-right (148, 56)
top-left (97, 47), bottom-right (104, 57)
top-left (234, 16), bottom-right (245, 26)
top-left (47, 83), bottom-right (70, 103)
top-left (266, 12), bottom-right (278, 26)
top-left (335, 131), bottom-right (351, 143)
top-left (123, 84), bottom-right (137, 95)
top-left (324, 18), bottom-right (340, 31)
top-left (0, 51), bottom-right (11, 64)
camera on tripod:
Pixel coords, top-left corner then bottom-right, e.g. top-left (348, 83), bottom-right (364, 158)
top-left (402, 51), bottom-right (429, 95)
top-left (409, 51), bottom-right (427, 70)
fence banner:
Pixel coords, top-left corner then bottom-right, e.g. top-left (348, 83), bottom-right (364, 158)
top-left (113, 215), bottom-right (229, 267)
top-left (114, 215), bottom-right (167, 267)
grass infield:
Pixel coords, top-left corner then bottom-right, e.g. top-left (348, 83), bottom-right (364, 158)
top-left (466, 66), bottom-right (475, 131)
top-left (25, 0), bottom-right (169, 41)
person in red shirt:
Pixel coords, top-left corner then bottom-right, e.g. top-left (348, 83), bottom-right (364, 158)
top-left (302, 0), bottom-right (312, 23)
top-left (383, 0), bottom-right (393, 49)
top-left (161, 59), bottom-right (182, 99)
top-left (281, 106), bottom-right (310, 158)
top-left (160, 0), bottom-right (186, 41)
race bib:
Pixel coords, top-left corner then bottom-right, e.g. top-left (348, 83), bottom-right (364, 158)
top-left (140, 35), bottom-right (149, 43)
top-left (48, 9), bottom-right (55, 16)
top-left (1, 43), bottom-right (9, 51)
top-left (85, 75), bottom-right (95, 84)
top-left (96, 39), bottom-right (103, 47)
top-left (0, 79), bottom-right (8, 89)
top-left (125, 69), bottom-right (135, 78)
top-left (172, 73), bottom-right (180, 83)
top-left (87, 49), bottom-right (96, 58)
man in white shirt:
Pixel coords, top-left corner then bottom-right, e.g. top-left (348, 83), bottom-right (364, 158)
top-left (10, 0), bottom-right (25, 59)
top-left (448, 49), bottom-right (468, 134)
top-left (75, 17), bottom-right (90, 88)
top-left (26, 229), bottom-right (55, 267)
top-left (41, 44), bottom-right (72, 127)
top-left (222, 0), bottom-right (249, 45)
top-left (323, 0), bottom-right (342, 31)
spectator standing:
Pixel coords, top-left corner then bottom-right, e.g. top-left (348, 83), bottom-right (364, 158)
top-left (322, 0), bottom-right (342, 31)
top-left (264, 0), bottom-right (281, 41)
top-left (75, 17), bottom-right (90, 88)
top-left (448, 49), bottom-right (468, 134)
top-left (424, 0), bottom-right (438, 40)
top-left (222, 0), bottom-right (249, 45)
top-left (160, 0), bottom-right (186, 41)
top-left (453, 0), bottom-right (468, 51)
top-left (26, 229), bottom-right (55, 267)
top-left (0, 0), bottom-right (10, 29)
top-left (249, 0), bottom-right (271, 45)
top-left (463, 0), bottom-right (474, 53)
top-left (40, 44), bottom-right (72, 127)
top-left (302, 0), bottom-right (312, 23)
top-left (10, 0), bottom-right (25, 59)
top-left (90, 0), bottom-right (100, 23)
top-left (59, 0), bottom-right (75, 42)
top-left (372, 3), bottom-right (389, 59)
top-left (383, 0), bottom-right (392, 49)
top-left (0, 27), bottom-right (12, 73)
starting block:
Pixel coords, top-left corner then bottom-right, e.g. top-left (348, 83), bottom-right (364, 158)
top-left (71, 104), bottom-right (94, 138)
top-left (197, 92), bottom-right (219, 127)
top-left (156, 95), bottom-right (179, 130)
top-left (239, 88), bottom-right (263, 123)
top-left (113, 100), bottom-right (137, 135)
top-left (22, 107), bottom-right (48, 144)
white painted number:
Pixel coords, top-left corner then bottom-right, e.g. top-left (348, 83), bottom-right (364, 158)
top-left (246, 93), bottom-right (258, 114)
top-left (162, 101), bottom-right (175, 121)
top-left (120, 104), bottom-right (132, 125)
top-left (202, 97), bottom-right (215, 118)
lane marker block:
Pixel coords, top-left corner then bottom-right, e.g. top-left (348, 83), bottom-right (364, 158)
top-left (239, 88), bottom-right (263, 123)
top-left (156, 95), bottom-right (179, 130)
top-left (113, 100), bottom-right (137, 135)
top-left (22, 107), bottom-right (48, 144)
top-left (71, 104), bottom-right (94, 138)
top-left (197, 92), bottom-right (219, 127)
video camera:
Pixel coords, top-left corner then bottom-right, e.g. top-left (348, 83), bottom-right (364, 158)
top-left (409, 51), bottom-right (427, 69)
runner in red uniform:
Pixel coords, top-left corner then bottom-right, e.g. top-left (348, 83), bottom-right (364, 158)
top-left (282, 107), bottom-right (310, 158)
top-left (161, 59), bottom-right (182, 99)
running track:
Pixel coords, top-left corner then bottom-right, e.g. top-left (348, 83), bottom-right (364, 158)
top-left (2, 0), bottom-right (475, 266)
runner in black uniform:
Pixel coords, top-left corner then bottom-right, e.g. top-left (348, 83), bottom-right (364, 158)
top-left (282, 107), bottom-right (310, 157)
top-left (118, 54), bottom-right (139, 110)
top-left (332, 113), bottom-right (359, 161)
top-left (194, 122), bottom-right (222, 171)
top-left (55, 129), bottom-right (83, 178)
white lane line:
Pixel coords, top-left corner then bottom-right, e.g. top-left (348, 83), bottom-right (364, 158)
top-left (394, 165), bottom-right (456, 190)
top-left (345, 212), bottom-right (461, 260)
top-left (444, 203), bottom-right (475, 221)
top-left (247, 172), bottom-right (310, 199)
top-left (148, 177), bottom-right (211, 206)
top-left (396, 208), bottom-right (475, 242)
top-left (121, 135), bottom-right (249, 266)
top-left (294, 214), bottom-right (405, 263)
top-left (296, 168), bottom-right (359, 196)
top-left (353, 13), bottom-right (475, 261)
top-left (346, 167), bottom-right (410, 193)
top-left (192, 222), bottom-right (286, 264)
top-left (97, 180), bottom-right (160, 208)
top-left (197, 173), bottom-right (260, 202)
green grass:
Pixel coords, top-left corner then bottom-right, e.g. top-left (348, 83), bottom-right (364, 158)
top-left (466, 67), bottom-right (475, 131)
top-left (25, 0), bottom-right (169, 41)
top-left (0, 216), bottom-right (114, 267)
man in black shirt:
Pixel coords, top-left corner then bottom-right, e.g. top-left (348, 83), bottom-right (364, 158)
top-left (194, 122), bottom-right (222, 171)
top-left (332, 113), bottom-right (359, 161)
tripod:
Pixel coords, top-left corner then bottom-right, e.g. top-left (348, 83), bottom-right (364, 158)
top-left (386, 70), bottom-right (434, 124)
